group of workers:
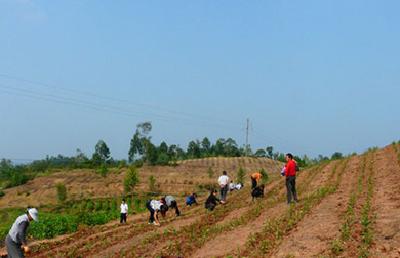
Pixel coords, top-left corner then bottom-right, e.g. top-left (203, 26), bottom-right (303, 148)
top-left (3, 153), bottom-right (298, 257)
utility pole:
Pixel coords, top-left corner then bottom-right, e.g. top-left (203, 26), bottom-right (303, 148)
top-left (245, 118), bottom-right (250, 156)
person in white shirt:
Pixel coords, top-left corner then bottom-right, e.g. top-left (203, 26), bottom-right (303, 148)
top-left (217, 171), bottom-right (230, 203)
top-left (120, 199), bottom-right (128, 224)
top-left (145, 199), bottom-right (167, 226)
top-left (229, 181), bottom-right (236, 192)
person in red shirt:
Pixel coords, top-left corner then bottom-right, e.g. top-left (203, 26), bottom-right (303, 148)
top-left (285, 153), bottom-right (298, 204)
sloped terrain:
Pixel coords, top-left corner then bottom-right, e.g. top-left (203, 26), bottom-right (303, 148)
top-left (0, 157), bottom-right (280, 208)
top-left (3, 144), bottom-right (400, 257)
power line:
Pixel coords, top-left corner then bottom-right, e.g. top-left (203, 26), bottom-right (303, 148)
top-left (0, 73), bottom-right (240, 126)
top-left (0, 84), bottom-right (243, 134)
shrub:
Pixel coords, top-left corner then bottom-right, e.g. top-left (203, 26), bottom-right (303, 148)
top-left (0, 190), bottom-right (5, 198)
top-left (260, 168), bottom-right (269, 184)
top-left (207, 167), bottom-right (214, 178)
top-left (97, 164), bottom-right (108, 177)
top-left (237, 167), bottom-right (245, 185)
top-left (124, 166), bottom-right (139, 194)
top-left (56, 183), bottom-right (67, 203)
top-left (149, 175), bottom-right (157, 193)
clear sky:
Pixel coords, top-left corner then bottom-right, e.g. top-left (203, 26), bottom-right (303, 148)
top-left (0, 0), bottom-right (399, 162)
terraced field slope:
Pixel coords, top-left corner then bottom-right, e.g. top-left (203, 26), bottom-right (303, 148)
top-left (3, 144), bottom-right (400, 257)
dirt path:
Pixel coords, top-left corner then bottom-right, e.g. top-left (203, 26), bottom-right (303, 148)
top-left (271, 156), bottom-right (359, 257)
top-left (370, 146), bottom-right (400, 258)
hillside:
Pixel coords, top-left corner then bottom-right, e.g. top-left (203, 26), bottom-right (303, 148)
top-left (3, 144), bottom-right (400, 257)
top-left (0, 156), bottom-right (282, 208)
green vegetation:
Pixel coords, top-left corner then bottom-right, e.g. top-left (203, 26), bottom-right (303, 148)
top-left (236, 167), bottom-right (245, 185)
top-left (56, 183), bottom-right (67, 203)
top-left (97, 164), bottom-right (108, 177)
top-left (207, 167), bottom-right (214, 179)
top-left (149, 175), bottom-right (158, 193)
top-left (124, 166), bottom-right (139, 194)
top-left (260, 168), bottom-right (269, 184)
top-left (0, 196), bottom-right (148, 242)
top-left (359, 159), bottom-right (375, 257)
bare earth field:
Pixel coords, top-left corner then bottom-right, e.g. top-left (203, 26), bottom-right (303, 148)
top-left (1, 144), bottom-right (400, 257)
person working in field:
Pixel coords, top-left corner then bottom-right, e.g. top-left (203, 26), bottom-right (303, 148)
top-left (186, 192), bottom-right (198, 206)
top-left (205, 189), bottom-right (221, 211)
top-left (120, 199), bottom-right (128, 224)
top-left (146, 199), bottom-right (167, 226)
top-left (217, 171), bottom-right (230, 204)
top-left (5, 208), bottom-right (39, 258)
top-left (161, 195), bottom-right (181, 217)
top-left (250, 171), bottom-right (263, 189)
top-left (285, 153), bottom-right (298, 204)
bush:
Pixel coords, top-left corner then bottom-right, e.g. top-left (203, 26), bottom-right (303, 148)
top-left (56, 183), bottom-right (67, 203)
top-left (0, 190), bottom-right (5, 198)
top-left (124, 166), bottom-right (139, 194)
top-left (207, 167), bottom-right (214, 179)
top-left (260, 168), bottom-right (269, 184)
top-left (237, 167), bottom-right (245, 185)
top-left (97, 164), bottom-right (108, 177)
top-left (149, 175), bottom-right (157, 193)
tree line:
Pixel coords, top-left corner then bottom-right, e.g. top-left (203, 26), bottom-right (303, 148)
top-left (0, 121), bottom-right (349, 190)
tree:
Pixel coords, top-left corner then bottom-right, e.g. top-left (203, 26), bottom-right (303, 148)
top-left (266, 146), bottom-right (274, 158)
top-left (56, 183), bottom-right (67, 203)
top-left (187, 140), bottom-right (201, 159)
top-left (128, 122), bottom-right (152, 162)
top-left (331, 152), bottom-right (344, 160)
top-left (92, 140), bottom-right (110, 165)
top-left (201, 137), bottom-right (211, 157)
top-left (157, 142), bottom-right (170, 165)
top-left (254, 148), bottom-right (267, 157)
top-left (213, 138), bottom-right (225, 156)
top-left (124, 166), bottom-right (139, 194)
top-left (237, 167), bottom-right (246, 185)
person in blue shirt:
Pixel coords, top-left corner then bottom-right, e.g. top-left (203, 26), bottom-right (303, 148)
top-left (186, 192), bottom-right (198, 206)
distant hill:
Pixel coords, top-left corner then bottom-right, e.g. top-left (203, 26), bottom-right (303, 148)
top-left (0, 156), bottom-right (283, 208)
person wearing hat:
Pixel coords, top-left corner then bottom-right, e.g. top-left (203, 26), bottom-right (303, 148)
top-left (250, 171), bottom-right (262, 189)
top-left (5, 208), bottom-right (38, 258)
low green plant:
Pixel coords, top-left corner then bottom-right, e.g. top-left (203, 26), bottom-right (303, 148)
top-left (207, 167), bottom-right (214, 179)
top-left (56, 183), bottom-right (67, 203)
top-left (237, 167), bottom-right (245, 185)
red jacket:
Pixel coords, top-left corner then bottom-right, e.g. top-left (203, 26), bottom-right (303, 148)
top-left (285, 159), bottom-right (296, 177)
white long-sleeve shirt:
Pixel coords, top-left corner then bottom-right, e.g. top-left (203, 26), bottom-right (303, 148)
top-left (120, 203), bottom-right (128, 214)
top-left (218, 175), bottom-right (230, 187)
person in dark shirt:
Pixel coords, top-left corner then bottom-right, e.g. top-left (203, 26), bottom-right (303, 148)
top-left (205, 189), bottom-right (221, 211)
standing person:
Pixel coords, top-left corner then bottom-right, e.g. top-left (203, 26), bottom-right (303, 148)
top-left (250, 171), bottom-right (262, 189)
top-left (146, 199), bottom-right (166, 226)
top-left (162, 195), bottom-right (181, 217)
top-left (120, 199), bottom-right (128, 224)
top-left (285, 153), bottom-right (298, 204)
top-left (205, 189), bottom-right (221, 211)
top-left (5, 208), bottom-right (39, 258)
top-left (186, 193), bottom-right (198, 206)
top-left (217, 171), bottom-right (230, 204)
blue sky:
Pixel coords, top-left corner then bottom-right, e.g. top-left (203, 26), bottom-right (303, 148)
top-left (0, 0), bottom-right (399, 161)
